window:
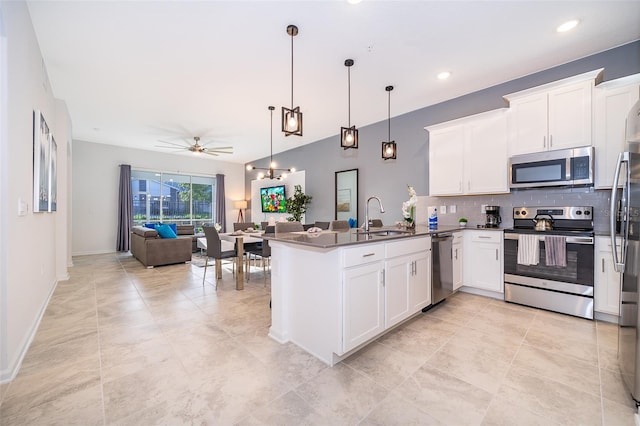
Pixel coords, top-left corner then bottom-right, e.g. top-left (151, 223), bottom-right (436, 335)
top-left (131, 170), bottom-right (216, 226)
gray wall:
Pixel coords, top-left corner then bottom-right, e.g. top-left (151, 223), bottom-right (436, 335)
top-left (245, 41), bottom-right (640, 227)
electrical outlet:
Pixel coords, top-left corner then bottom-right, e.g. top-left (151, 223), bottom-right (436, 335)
top-left (440, 205), bottom-right (447, 214)
top-left (450, 205), bottom-right (457, 214)
top-left (481, 204), bottom-right (488, 213)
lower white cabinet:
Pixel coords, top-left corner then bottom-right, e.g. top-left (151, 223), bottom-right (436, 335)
top-left (343, 261), bottom-right (385, 352)
top-left (452, 232), bottom-right (464, 291)
top-left (343, 237), bottom-right (431, 353)
top-left (464, 230), bottom-right (504, 293)
top-left (595, 236), bottom-right (622, 316)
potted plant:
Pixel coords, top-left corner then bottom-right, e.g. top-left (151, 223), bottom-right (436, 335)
top-left (286, 185), bottom-right (312, 222)
top-left (458, 217), bottom-right (468, 228)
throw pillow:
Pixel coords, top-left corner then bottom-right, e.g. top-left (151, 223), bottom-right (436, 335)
top-left (144, 223), bottom-right (157, 229)
top-left (156, 224), bottom-right (177, 239)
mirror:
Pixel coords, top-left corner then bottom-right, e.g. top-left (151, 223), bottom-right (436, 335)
top-left (335, 169), bottom-right (358, 226)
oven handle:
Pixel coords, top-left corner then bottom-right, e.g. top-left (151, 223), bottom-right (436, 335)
top-left (504, 234), bottom-right (593, 245)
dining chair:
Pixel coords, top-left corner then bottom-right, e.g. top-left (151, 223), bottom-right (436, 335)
top-left (202, 226), bottom-right (237, 287)
top-left (233, 222), bottom-right (256, 232)
top-left (260, 221), bottom-right (269, 230)
top-left (314, 221), bottom-right (330, 230)
top-left (329, 220), bottom-right (350, 231)
top-left (245, 228), bottom-right (273, 282)
top-left (275, 221), bottom-right (303, 233)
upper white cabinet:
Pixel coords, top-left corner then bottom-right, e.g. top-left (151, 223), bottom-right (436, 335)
top-left (427, 109), bottom-right (509, 196)
top-left (594, 74), bottom-right (640, 189)
top-left (504, 69), bottom-right (603, 156)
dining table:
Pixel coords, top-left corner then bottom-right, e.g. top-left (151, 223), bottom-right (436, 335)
top-left (197, 230), bottom-right (264, 290)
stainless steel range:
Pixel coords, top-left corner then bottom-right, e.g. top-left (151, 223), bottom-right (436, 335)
top-left (503, 206), bottom-right (595, 319)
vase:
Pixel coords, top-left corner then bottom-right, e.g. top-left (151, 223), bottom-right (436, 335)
top-left (405, 220), bottom-right (415, 230)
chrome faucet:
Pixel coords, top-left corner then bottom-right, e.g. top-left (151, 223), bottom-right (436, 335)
top-left (365, 196), bottom-right (385, 232)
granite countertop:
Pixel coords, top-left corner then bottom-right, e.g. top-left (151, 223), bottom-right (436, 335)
top-left (261, 224), bottom-right (504, 249)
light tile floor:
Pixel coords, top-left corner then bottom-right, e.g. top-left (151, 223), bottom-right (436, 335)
top-left (0, 253), bottom-right (636, 425)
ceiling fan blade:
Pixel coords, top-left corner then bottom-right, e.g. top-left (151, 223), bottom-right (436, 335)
top-left (157, 140), bottom-right (190, 148)
top-left (203, 151), bottom-right (220, 156)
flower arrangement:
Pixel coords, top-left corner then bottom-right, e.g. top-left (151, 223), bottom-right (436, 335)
top-left (402, 185), bottom-right (417, 228)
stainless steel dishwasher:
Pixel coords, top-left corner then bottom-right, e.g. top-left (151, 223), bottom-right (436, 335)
top-left (423, 232), bottom-right (454, 311)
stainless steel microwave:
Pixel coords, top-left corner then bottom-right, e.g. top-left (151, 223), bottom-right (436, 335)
top-left (509, 146), bottom-right (594, 189)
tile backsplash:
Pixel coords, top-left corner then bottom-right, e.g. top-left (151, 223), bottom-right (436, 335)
top-left (416, 187), bottom-right (614, 232)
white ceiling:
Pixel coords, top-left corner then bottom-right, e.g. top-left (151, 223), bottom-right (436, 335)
top-left (27, 0), bottom-right (640, 164)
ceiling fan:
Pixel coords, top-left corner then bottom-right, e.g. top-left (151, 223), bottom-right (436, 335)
top-left (156, 136), bottom-right (233, 157)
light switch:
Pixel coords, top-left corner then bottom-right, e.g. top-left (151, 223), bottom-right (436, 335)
top-left (18, 198), bottom-right (28, 216)
top-left (450, 205), bottom-right (457, 214)
top-left (481, 204), bottom-right (488, 214)
top-left (440, 205), bottom-right (447, 214)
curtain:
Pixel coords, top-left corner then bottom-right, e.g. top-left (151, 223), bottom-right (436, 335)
top-left (215, 174), bottom-right (226, 232)
top-left (116, 164), bottom-right (132, 251)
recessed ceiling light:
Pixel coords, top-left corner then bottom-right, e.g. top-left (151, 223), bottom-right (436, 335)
top-left (437, 71), bottom-right (451, 80)
top-left (557, 19), bottom-right (579, 33)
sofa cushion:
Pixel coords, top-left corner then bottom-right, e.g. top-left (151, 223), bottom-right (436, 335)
top-left (133, 226), bottom-right (158, 238)
top-left (156, 224), bottom-right (177, 239)
top-left (176, 225), bottom-right (195, 236)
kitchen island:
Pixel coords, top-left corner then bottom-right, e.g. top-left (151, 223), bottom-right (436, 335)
top-left (263, 225), bottom-right (459, 365)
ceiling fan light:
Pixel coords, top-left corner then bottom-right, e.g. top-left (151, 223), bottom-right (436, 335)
top-left (382, 141), bottom-right (397, 160)
top-left (258, 172), bottom-right (265, 179)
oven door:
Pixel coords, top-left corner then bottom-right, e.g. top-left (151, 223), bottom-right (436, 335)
top-left (504, 233), bottom-right (594, 291)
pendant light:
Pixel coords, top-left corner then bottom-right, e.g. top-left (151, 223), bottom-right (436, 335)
top-left (282, 24), bottom-right (303, 137)
top-left (382, 85), bottom-right (397, 160)
top-left (340, 59), bottom-right (358, 149)
top-left (247, 106), bottom-right (295, 180)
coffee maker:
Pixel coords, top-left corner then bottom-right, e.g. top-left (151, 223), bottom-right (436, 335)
top-left (485, 205), bottom-right (501, 228)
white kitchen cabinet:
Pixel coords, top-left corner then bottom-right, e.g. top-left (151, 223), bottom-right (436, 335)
top-left (464, 230), bottom-right (503, 293)
top-left (384, 237), bottom-right (431, 328)
top-left (343, 260), bottom-right (385, 352)
top-left (595, 236), bottom-right (622, 316)
top-left (594, 74), bottom-right (640, 189)
top-left (505, 69), bottom-right (603, 156)
top-left (452, 232), bottom-right (463, 291)
top-left (427, 109), bottom-right (508, 196)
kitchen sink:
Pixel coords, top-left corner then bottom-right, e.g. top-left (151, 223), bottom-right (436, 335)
top-left (356, 229), bottom-right (413, 237)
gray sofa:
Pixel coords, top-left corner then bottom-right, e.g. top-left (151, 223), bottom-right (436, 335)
top-left (130, 226), bottom-right (193, 268)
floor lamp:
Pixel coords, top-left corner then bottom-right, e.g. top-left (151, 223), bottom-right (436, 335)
top-left (234, 200), bottom-right (247, 223)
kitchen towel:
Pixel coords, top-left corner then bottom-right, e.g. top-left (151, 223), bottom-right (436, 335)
top-left (545, 235), bottom-right (567, 267)
top-left (517, 234), bottom-right (540, 265)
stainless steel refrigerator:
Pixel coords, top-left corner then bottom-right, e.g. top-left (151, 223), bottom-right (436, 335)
top-left (611, 98), bottom-right (640, 406)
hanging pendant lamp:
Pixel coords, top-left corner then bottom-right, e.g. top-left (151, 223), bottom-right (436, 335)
top-left (381, 85), bottom-right (397, 160)
top-left (340, 59), bottom-right (358, 149)
top-left (282, 24), bottom-right (303, 137)
top-left (247, 106), bottom-right (295, 180)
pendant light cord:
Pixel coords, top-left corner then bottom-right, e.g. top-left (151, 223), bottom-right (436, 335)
top-left (387, 89), bottom-right (391, 142)
top-left (348, 66), bottom-right (351, 127)
top-left (290, 32), bottom-right (294, 109)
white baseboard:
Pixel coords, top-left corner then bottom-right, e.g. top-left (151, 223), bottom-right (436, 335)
top-left (0, 278), bottom-right (58, 383)
top-left (71, 249), bottom-right (117, 257)
top-left (458, 286), bottom-right (504, 300)
top-left (595, 311), bottom-right (619, 324)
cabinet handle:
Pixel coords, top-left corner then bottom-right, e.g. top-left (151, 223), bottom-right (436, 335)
top-left (381, 269), bottom-right (385, 286)
top-left (362, 253), bottom-right (375, 257)
top-left (455, 248), bottom-right (458, 260)
top-left (602, 258), bottom-right (605, 273)
top-left (496, 249), bottom-right (498, 261)
top-left (468, 181), bottom-right (470, 191)
top-left (549, 134), bottom-right (553, 148)
top-left (478, 236), bottom-right (491, 239)
top-left (543, 136), bottom-right (546, 148)
top-left (459, 181), bottom-right (462, 192)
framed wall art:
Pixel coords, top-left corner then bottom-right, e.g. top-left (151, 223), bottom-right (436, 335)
top-left (33, 110), bottom-right (50, 213)
top-left (49, 136), bottom-right (57, 212)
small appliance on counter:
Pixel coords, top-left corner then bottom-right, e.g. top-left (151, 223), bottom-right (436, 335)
top-left (484, 205), bottom-right (501, 228)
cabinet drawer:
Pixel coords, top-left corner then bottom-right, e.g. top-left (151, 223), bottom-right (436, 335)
top-left (385, 236), bottom-right (431, 258)
top-left (453, 232), bottom-right (464, 244)
top-left (343, 244), bottom-right (384, 268)
top-left (469, 231), bottom-right (502, 243)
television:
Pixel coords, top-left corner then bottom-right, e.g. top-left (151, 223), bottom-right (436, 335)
top-left (260, 185), bottom-right (287, 213)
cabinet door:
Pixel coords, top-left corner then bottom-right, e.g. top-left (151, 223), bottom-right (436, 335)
top-left (452, 238), bottom-right (463, 291)
top-left (508, 93), bottom-right (548, 156)
top-left (409, 251), bottom-right (431, 312)
top-left (595, 237), bottom-right (622, 315)
top-left (594, 82), bottom-right (640, 189)
top-left (466, 113), bottom-right (509, 194)
top-left (548, 81), bottom-right (593, 150)
top-left (343, 262), bottom-right (385, 352)
top-left (465, 232), bottom-right (503, 293)
top-left (384, 256), bottom-right (412, 328)
top-left (429, 126), bottom-right (464, 195)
